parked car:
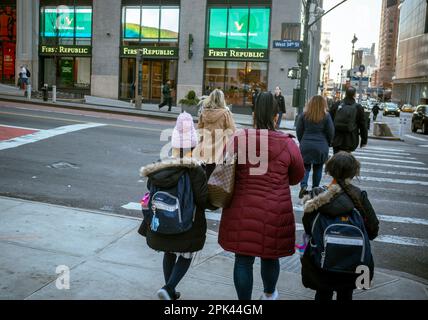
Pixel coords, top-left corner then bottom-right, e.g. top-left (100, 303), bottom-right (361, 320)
top-left (411, 105), bottom-right (428, 134)
top-left (401, 104), bottom-right (414, 113)
top-left (383, 102), bottom-right (400, 117)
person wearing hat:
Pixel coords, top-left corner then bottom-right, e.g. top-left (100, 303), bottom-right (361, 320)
top-left (139, 112), bottom-right (208, 300)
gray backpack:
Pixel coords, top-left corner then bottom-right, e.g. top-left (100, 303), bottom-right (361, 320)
top-left (334, 103), bottom-right (358, 132)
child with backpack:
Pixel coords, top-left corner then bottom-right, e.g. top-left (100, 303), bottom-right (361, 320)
top-left (300, 151), bottom-right (379, 301)
top-left (138, 112), bottom-right (208, 300)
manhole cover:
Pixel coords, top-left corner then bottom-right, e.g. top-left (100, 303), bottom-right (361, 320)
top-left (47, 162), bottom-right (80, 169)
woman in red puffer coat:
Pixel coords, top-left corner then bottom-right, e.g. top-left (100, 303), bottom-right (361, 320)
top-left (218, 92), bottom-right (305, 300)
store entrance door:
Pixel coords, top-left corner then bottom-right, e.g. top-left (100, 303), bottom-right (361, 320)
top-left (140, 60), bottom-right (177, 104)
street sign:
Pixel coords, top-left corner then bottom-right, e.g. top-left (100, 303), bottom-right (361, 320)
top-left (359, 64), bottom-right (366, 73)
top-left (273, 40), bottom-right (302, 50)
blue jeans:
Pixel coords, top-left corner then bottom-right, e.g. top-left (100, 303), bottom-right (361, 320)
top-left (300, 163), bottom-right (324, 189)
top-left (233, 254), bottom-right (280, 300)
top-left (277, 112), bottom-right (283, 128)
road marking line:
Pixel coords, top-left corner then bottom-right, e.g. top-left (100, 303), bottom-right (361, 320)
top-left (365, 147), bottom-right (405, 152)
top-left (0, 124), bottom-right (39, 131)
top-left (419, 145), bottom-right (428, 148)
top-left (360, 168), bottom-right (428, 178)
top-left (374, 235), bottom-right (428, 247)
top-left (121, 202), bottom-right (141, 211)
top-left (0, 123), bottom-right (106, 151)
top-left (355, 150), bottom-right (411, 156)
top-left (360, 161), bottom-right (428, 171)
top-left (405, 134), bottom-right (428, 142)
top-left (378, 215), bottom-right (428, 226)
top-left (359, 176), bottom-right (428, 186)
top-left (0, 111), bottom-right (164, 132)
top-left (355, 155), bottom-right (424, 165)
top-left (353, 152), bottom-right (416, 160)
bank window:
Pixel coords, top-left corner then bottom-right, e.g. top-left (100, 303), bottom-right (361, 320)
top-left (122, 5), bottom-right (179, 43)
top-left (207, 7), bottom-right (270, 49)
top-left (40, 5), bottom-right (92, 45)
top-left (42, 56), bottom-right (91, 90)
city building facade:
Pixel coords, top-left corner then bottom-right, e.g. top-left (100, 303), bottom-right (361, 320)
top-left (376, 0), bottom-right (400, 89)
top-left (393, 0), bottom-right (428, 105)
top-left (9, 0), bottom-right (322, 117)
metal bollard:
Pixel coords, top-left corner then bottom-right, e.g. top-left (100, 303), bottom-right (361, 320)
top-left (52, 85), bottom-right (57, 103)
top-left (26, 84), bottom-right (31, 100)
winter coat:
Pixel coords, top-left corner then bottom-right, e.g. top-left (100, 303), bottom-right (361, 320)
top-left (301, 183), bottom-right (379, 291)
top-left (197, 107), bottom-right (236, 164)
top-left (274, 94), bottom-right (286, 113)
top-left (218, 129), bottom-right (305, 259)
top-left (372, 105), bottom-right (380, 115)
top-left (138, 157), bottom-right (208, 253)
top-left (329, 97), bottom-right (368, 152)
top-left (162, 84), bottom-right (171, 99)
top-left (296, 113), bottom-right (335, 164)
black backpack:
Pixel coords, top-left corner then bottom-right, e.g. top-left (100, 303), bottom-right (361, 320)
top-left (26, 69), bottom-right (31, 77)
top-left (334, 103), bottom-right (358, 132)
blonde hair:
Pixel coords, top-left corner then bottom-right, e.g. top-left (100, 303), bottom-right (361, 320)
top-left (304, 95), bottom-right (328, 123)
top-left (203, 89), bottom-right (227, 109)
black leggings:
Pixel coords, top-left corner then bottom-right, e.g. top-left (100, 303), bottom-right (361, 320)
top-left (163, 252), bottom-right (192, 294)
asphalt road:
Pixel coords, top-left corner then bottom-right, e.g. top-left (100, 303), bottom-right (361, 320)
top-left (1, 100), bottom-right (427, 280)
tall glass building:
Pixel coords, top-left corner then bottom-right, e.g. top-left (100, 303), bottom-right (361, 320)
top-left (393, 0), bottom-right (428, 105)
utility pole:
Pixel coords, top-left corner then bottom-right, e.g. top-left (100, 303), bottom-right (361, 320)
top-left (135, 50), bottom-right (142, 110)
top-left (298, 0), bottom-right (312, 116)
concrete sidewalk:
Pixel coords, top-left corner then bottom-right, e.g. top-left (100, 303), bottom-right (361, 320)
top-left (0, 84), bottom-right (296, 130)
top-left (0, 196), bottom-right (427, 300)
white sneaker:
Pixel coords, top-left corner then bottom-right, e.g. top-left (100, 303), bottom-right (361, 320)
top-left (157, 288), bottom-right (172, 300)
top-left (259, 289), bottom-right (279, 300)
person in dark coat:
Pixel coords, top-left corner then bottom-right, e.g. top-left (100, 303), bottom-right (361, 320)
top-left (274, 86), bottom-right (286, 129)
top-left (218, 92), bottom-right (305, 300)
top-left (296, 95), bottom-right (335, 199)
top-left (139, 112), bottom-right (207, 300)
top-left (372, 103), bottom-right (380, 121)
top-left (329, 87), bottom-right (368, 153)
top-left (159, 80), bottom-right (173, 111)
top-left (301, 152), bottom-right (379, 301)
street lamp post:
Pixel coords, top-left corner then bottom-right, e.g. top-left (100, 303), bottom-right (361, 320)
top-left (351, 34), bottom-right (358, 70)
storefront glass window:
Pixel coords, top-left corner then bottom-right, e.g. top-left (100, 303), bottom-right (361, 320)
top-left (0, 2), bottom-right (16, 84)
top-left (122, 5), bottom-right (179, 43)
top-left (207, 7), bottom-right (270, 49)
top-left (204, 60), bottom-right (268, 112)
top-left (41, 5), bottom-right (92, 45)
top-left (42, 56), bottom-right (90, 90)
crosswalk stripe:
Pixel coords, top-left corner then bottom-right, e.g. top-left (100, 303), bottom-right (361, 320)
top-left (378, 215), bottom-right (428, 226)
top-left (354, 149), bottom-right (411, 156)
top-left (0, 124), bottom-right (39, 131)
top-left (405, 134), bottom-right (428, 142)
top-left (360, 168), bottom-right (428, 178)
top-left (125, 203), bottom-right (428, 226)
top-left (352, 152), bottom-right (416, 159)
top-left (365, 147), bottom-right (406, 152)
top-left (355, 156), bottom-right (424, 165)
top-left (359, 176), bottom-right (428, 186)
top-left (374, 235), bottom-right (428, 247)
top-left (360, 161), bottom-right (428, 171)
top-left (0, 123), bottom-right (106, 151)
top-left (123, 203), bottom-right (428, 247)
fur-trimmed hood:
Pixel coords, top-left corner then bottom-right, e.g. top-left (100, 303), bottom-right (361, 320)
top-left (140, 157), bottom-right (203, 177)
top-left (302, 183), bottom-right (355, 216)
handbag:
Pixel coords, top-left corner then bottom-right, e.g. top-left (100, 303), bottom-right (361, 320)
top-left (207, 153), bottom-right (237, 208)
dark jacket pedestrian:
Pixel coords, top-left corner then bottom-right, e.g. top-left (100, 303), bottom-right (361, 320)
top-left (138, 112), bottom-right (208, 300)
top-left (300, 152), bottom-right (379, 301)
top-left (159, 81), bottom-right (173, 111)
top-left (296, 95), bottom-right (335, 198)
top-left (218, 92), bottom-right (305, 300)
top-left (372, 104), bottom-right (380, 121)
top-left (274, 86), bottom-right (286, 129)
top-left (329, 87), bottom-right (368, 153)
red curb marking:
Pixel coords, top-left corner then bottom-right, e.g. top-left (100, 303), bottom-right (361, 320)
top-left (0, 126), bottom-right (38, 141)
